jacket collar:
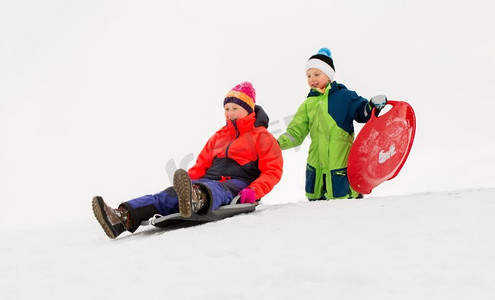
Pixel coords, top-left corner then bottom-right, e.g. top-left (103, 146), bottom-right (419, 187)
top-left (225, 105), bottom-right (270, 137)
top-left (307, 81), bottom-right (348, 97)
top-left (226, 112), bottom-right (256, 137)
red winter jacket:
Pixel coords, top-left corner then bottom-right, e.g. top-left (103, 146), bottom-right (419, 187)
top-left (188, 106), bottom-right (283, 199)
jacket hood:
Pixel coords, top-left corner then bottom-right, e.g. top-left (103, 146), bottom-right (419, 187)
top-left (254, 105), bottom-right (269, 128)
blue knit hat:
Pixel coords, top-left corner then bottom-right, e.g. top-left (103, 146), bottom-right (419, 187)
top-left (306, 48), bottom-right (336, 82)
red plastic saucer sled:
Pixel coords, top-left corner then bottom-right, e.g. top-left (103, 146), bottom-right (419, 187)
top-left (348, 100), bottom-right (416, 194)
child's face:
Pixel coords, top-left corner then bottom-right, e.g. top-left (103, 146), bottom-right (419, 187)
top-left (224, 102), bottom-right (249, 121)
top-left (306, 68), bottom-right (331, 90)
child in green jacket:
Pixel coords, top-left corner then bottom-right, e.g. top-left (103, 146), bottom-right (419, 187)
top-left (277, 48), bottom-right (387, 200)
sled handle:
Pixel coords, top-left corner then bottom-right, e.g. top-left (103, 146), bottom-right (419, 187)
top-left (370, 100), bottom-right (400, 119)
top-left (230, 195), bottom-right (241, 205)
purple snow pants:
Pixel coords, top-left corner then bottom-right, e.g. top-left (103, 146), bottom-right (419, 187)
top-left (120, 178), bottom-right (248, 232)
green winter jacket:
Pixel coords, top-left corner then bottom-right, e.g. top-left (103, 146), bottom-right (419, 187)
top-left (278, 82), bottom-right (372, 200)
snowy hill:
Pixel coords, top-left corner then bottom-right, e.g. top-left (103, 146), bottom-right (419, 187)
top-left (2, 188), bottom-right (494, 299)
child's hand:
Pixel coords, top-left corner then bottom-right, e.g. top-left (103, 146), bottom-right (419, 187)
top-left (239, 188), bottom-right (257, 204)
top-left (370, 95), bottom-right (388, 110)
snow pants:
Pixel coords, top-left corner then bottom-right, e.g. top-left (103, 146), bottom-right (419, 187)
top-left (120, 178), bottom-right (248, 232)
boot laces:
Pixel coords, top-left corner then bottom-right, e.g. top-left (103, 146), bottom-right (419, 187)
top-left (192, 185), bottom-right (206, 212)
top-left (116, 207), bottom-right (131, 229)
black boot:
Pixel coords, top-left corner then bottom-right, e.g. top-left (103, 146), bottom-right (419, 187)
top-left (92, 196), bottom-right (132, 239)
top-left (173, 169), bottom-right (209, 218)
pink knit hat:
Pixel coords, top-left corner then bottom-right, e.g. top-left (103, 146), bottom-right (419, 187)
top-left (223, 81), bottom-right (256, 114)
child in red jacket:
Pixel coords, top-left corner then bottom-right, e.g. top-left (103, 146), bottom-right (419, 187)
top-left (92, 82), bottom-right (283, 239)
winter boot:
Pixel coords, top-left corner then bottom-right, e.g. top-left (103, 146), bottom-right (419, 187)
top-left (192, 184), bottom-right (209, 215)
top-left (92, 196), bottom-right (132, 239)
top-left (173, 169), bottom-right (209, 218)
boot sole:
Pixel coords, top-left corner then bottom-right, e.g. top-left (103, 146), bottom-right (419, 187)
top-left (173, 169), bottom-right (193, 218)
top-left (92, 196), bottom-right (119, 239)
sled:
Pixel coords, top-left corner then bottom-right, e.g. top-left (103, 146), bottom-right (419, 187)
top-left (140, 196), bottom-right (256, 228)
top-left (348, 100), bottom-right (416, 194)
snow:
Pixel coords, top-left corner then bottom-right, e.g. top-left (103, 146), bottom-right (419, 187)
top-left (1, 0), bottom-right (495, 299)
top-left (2, 189), bottom-right (495, 299)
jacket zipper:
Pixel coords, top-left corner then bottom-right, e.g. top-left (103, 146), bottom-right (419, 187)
top-left (225, 120), bottom-right (240, 158)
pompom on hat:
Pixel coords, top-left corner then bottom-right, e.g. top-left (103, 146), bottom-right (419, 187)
top-left (306, 48), bottom-right (336, 82)
top-left (224, 81), bottom-right (256, 114)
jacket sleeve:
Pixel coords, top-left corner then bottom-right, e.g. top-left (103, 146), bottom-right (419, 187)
top-left (351, 92), bottom-right (373, 123)
top-left (249, 131), bottom-right (284, 199)
top-left (277, 101), bottom-right (310, 150)
top-left (188, 132), bottom-right (218, 180)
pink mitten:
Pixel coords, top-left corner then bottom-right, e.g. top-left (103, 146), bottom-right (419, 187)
top-left (239, 188), bottom-right (257, 204)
